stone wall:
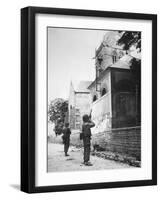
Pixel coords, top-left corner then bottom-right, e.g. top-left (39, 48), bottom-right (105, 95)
top-left (92, 126), bottom-right (141, 160)
top-left (89, 70), bottom-right (112, 134)
top-left (91, 93), bottom-right (112, 134)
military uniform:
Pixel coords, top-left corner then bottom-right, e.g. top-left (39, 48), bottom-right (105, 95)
top-left (62, 127), bottom-right (71, 156)
top-left (82, 121), bottom-right (95, 164)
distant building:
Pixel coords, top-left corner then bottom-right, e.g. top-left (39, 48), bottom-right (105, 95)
top-left (68, 81), bottom-right (92, 130)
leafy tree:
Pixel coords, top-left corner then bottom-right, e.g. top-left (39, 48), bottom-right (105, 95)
top-left (117, 31), bottom-right (141, 82)
top-left (48, 98), bottom-right (68, 123)
top-left (117, 31), bottom-right (141, 51)
top-left (48, 98), bottom-right (68, 135)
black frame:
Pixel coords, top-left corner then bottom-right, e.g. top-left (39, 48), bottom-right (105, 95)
top-left (21, 6), bottom-right (157, 193)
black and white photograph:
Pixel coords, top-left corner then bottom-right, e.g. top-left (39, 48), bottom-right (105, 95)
top-left (20, 7), bottom-right (157, 193)
top-left (47, 27), bottom-right (141, 172)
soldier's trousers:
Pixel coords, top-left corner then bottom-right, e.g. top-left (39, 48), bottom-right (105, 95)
top-left (64, 141), bottom-right (69, 155)
top-left (83, 137), bottom-right (91, 163)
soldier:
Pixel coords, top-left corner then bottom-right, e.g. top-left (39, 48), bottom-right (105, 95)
top-left (62, 123), bottom-right (71, 156)
top-left (82, 114), bottom-right (95, 166)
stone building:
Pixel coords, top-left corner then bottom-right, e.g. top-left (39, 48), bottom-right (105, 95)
top-left (88, 31), bottom-right (141, 160)
top-left (88, 31), bottom-right (141, 134)
top-left (68, 81), bottom-right (92, 130)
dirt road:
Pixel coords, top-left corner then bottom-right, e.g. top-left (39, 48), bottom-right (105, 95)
top-left (48, 143), bottom-right (135, 172)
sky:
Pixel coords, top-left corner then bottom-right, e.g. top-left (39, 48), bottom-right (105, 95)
top-left (48, 27), bottom-right (108, 102)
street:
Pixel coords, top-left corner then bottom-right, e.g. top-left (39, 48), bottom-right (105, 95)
top-left (48, 142), bottom-right (135, 172)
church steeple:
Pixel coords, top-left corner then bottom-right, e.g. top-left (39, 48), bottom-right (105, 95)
top-left (95, 31), bottom-right (125, 78)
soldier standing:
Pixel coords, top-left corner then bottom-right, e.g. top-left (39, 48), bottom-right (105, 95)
top-left (82, 114), bottom-right (95, 166)
top-left (62, 123), bottom-right (71, 156)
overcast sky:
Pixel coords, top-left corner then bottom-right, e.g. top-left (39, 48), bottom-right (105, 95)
top-left (48, 27), bottom-right (107, 102)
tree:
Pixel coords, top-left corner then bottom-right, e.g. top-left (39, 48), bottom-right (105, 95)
top-left (117, 31), bottom-right (141, 51)
top-left (48, 98), bottom-right (68, 135)
top-left (117, 31), bottom-right (141, 81)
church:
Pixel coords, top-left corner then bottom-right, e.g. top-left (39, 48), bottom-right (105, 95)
top-left (88, 31), bottom-right (141, 134)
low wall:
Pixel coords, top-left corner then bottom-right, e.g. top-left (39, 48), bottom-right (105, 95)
top-left (92, 126), bottom-right (141, 160)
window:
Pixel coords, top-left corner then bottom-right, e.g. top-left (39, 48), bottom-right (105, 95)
top-left (98, 57), bottom-right (103, 66)
top-left (101, 88), bottom-right (107, 96)
top-left (112, 50), bottom-right (117, 63)
top-left (93, 95), bottom-right (97, 102)
top-left (112, 55), bottom-right (117, 63)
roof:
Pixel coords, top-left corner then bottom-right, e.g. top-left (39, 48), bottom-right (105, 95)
top-left (88, 55), bottom-right (139, 89)
top-left (72, 80), bottom-right (92, 93)
top-left (110, 55), bottom-right (133, 70)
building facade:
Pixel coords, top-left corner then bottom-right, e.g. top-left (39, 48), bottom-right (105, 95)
top-left (68, 81), bottom-right (92, 130)
top-left (88, 31), bottom-right (141, 135)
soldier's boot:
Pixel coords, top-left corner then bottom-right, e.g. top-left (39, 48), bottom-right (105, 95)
top-left (84, 162), bottom-right (93, 166)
